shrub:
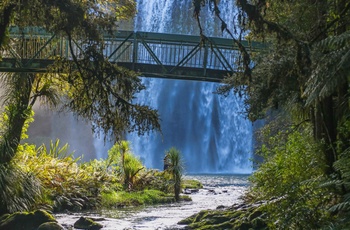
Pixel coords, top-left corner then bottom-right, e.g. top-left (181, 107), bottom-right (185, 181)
top-left (15, 140), bottom-right (119, 212)
top-left (249, 128), bottom-right (332, 229)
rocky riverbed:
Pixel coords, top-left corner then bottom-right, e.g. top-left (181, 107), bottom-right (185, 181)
top-left (55, 174), bottom-right (250, 230)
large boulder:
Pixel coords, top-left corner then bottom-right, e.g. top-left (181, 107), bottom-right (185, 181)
top-left (0, 209), bottom-right (56, 230)
top-left (178, 201), bottom-right (269, 230)
top-left (74, 216), bottom-right (103, 230)
top-left (37, 222), bottom-right (65, 230)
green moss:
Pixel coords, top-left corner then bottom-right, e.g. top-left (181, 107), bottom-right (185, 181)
top-left (101, 190), bottom-right (119, 207)
top-left (0, 210), bottom-right (56, 230)
top-left (182, 179), bottom-right (203, 189)
top-left (178, 217), bottom-right (194, 225)
top-left (251, 217), bottom-right (268, 229)
top-left (227, 210), bottom-right (244, 219)
top-left (102, 189), bottom-right (175, 207)
top-left (233, 221), bottom-right (253, 230)
top-left (0, 214), bottom-right (9, 224)
top-left (37, 222), bottom-right (64, 230)
top-left (74, 217), bottom-right (102, 230)
top-left (248, 208), bottom-right (263, 221)
top-left (194, 210), bottom-right (211, 222)
top-left (178, 202), bottom-right (269, 230)
top-left (180, 195), bottom-right (192, 201)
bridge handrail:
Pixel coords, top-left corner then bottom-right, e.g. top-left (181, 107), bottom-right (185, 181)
top-left (8, 26), bottom-right (264, 51)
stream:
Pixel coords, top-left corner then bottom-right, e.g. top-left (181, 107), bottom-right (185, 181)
top-left (55, 174), bottom-right (250, 230)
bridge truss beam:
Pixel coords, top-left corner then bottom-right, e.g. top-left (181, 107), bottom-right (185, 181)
top-left (0, 27), bottom-right (264, 82)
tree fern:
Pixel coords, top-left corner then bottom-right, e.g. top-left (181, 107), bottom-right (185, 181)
top-left (305, 31), bottom-right (350, 106)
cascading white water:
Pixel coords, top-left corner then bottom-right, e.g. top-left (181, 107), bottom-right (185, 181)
top-left (127, 0), bottom-right (253, 173)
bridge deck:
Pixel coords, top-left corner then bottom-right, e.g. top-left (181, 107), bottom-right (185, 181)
top-left (0, 27), bottom-right (264, 82)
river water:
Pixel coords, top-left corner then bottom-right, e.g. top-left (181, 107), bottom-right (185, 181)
top-left (55, 174), bottom-right (250, 230)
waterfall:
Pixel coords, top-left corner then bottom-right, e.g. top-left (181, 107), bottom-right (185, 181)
top-left (127, 0), bottom-right (253, 173)
top-left (27, 0), bottom-right (253, 174)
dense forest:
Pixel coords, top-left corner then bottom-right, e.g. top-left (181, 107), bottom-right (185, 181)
top-left (195, 0), bottom-right (350, 229)
top-left (1, 0), bottom-right (350, 229)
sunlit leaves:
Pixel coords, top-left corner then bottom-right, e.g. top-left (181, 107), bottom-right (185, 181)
top-left (249, 128), bottom-right (331, 229)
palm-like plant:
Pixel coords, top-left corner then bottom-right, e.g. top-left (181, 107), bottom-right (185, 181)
top-left (108, 141), bottom-right (144, 190)
top-left (164, 147), bottom-right (184, 201)
top-left (123, 152), bottom-right (144, 190)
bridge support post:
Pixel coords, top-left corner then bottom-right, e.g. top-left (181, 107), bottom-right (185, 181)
top-left (132, 32), bottom-right (138, 70)
top-left (203, 44), bottom-right (208, 77)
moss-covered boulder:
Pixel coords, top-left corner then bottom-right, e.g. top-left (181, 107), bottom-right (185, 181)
top-left (178, 202), bottom-right (269, 230)
top-left (37, 222), bottom-right (64, 230)
top-left (74, 216), bottom-right (103, 230)
top-left (0, 210), bottom-right (56, 230)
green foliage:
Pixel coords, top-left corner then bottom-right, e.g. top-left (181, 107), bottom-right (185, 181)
top-left (182, 179), bottom-right (203, 189)
top-left (321, 120), bottom-right (350, 228)
top-left (39, 139), bottom-right (74, 159)
top-left (122, 152), bottom-right (144, 189)
top-left (0, 162), bottom-right (42, 215)
top-left (10, 137), bottom-right (185, 212)
top-left (1, 0), bottom-right (155, 216)
top-left (0, 109), bottom-right (41, 215)
top-left (100, 190), bottom-right (120, 208)
top-left (102, 190), bottom-right (174, 207)
top-left (0, 0), bottom-right (160, 168)
top-left (249, 128), bottom-right (332, 229)
top-left (164, 147), bottom-right (185, 201)
top-left (133, 169), bottom-right (173, 193)
top-left (305, 31), bottom-right (350, 105)
top-left (107, 141), bottom-right (144, 190)
top-left (198, 1), bottom-right (350, 229)
top-left (15, 140), bottom-right (121, 212)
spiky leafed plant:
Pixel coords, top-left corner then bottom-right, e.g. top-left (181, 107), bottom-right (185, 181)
top-left (164, 147), bottom-right (184, 201)
top-left (0, 162), bottom-right (42, 215)
top-left (122, 152), bottom-right (144, 190)
top-left (108, 141), bottom-right (144, 190)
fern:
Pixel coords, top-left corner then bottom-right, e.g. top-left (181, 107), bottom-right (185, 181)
top-left (305, 31), bottom-right (350, 105)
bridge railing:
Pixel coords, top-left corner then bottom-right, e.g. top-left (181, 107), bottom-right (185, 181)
top-left (1, 27), bottom-right (263, 81)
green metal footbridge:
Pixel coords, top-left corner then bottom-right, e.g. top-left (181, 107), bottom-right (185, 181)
top-left (0, 27), bottom-right (263, 82)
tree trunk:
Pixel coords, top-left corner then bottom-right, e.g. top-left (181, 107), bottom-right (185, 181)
top-left (0, 73), bottom-right (34, 164)
top-left (315, 96), bottom-right (337, 174)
